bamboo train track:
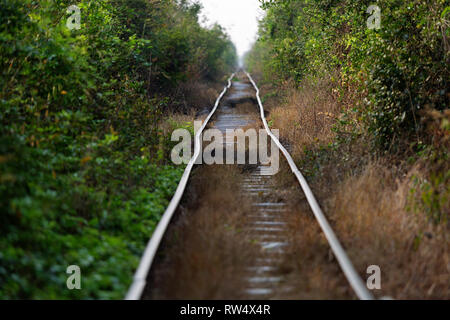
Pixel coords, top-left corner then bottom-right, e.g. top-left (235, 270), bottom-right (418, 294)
top-left (125, 71), bottom-right (375, 300)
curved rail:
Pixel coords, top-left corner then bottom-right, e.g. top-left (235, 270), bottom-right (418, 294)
top-left (245, 72), bottom-right (374, 300)
top-left (125, 73), bottom-right (235, 300)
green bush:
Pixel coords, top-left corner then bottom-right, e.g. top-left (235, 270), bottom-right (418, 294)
top-left (246, 0), bottom-right (449, 149)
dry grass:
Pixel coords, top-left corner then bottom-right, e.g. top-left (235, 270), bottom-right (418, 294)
top-left (266, 77), bottom-right (340, 158)
top-left (176, 80), bottom-right (223, 113)
top-left (267, 159), bottom-right (354, 299)
top-left (328, 163), bottom-right (449, 299)
top-left (265, 75), bottom-right (449, 299)
top-left (158, 111), bottom-right (196, 134)
top-left (144, 165), bottom-right (257, 299)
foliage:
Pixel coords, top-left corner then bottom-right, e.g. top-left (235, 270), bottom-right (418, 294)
top-left (0, 0), bottom-right (236, 299)
top-left (246, 0), bottom-right (449, 149)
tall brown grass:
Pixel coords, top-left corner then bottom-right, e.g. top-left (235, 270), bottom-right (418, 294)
top-left (266, 77), bottom-right (340, 158)
top-left (328, 163), bottom-right (449, 299)
top-left (174, 80), bottom-right (224, 114)
top-left (265, 75), bottom-right (449, 299)
top-left (268, 160), bottom-right (354, 299)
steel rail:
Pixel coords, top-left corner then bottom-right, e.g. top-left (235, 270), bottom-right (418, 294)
top-left (125, 73), bottom-right (236, 300)
top-left (245, 72), bottom-right (375, 300)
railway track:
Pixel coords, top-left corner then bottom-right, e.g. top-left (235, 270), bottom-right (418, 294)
top-left (126, 72), bottom-right (375, 300)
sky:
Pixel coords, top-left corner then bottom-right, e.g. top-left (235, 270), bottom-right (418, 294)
top-left (197, 0), bottom-right (264, 60)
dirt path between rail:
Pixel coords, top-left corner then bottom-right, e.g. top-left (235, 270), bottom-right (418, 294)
top-left (143, 73), bottom-right (354, 299)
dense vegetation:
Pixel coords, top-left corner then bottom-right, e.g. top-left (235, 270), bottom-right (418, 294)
top-left (246, 0), bottom-right (449, 149)
top-left (0, 0), bottom-right (236, 299)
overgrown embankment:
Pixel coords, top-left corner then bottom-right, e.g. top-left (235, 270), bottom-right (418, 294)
top-left (0, 0), bottom-right (236, 299)
top-left (246, 0), bottom-right (449, 298)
